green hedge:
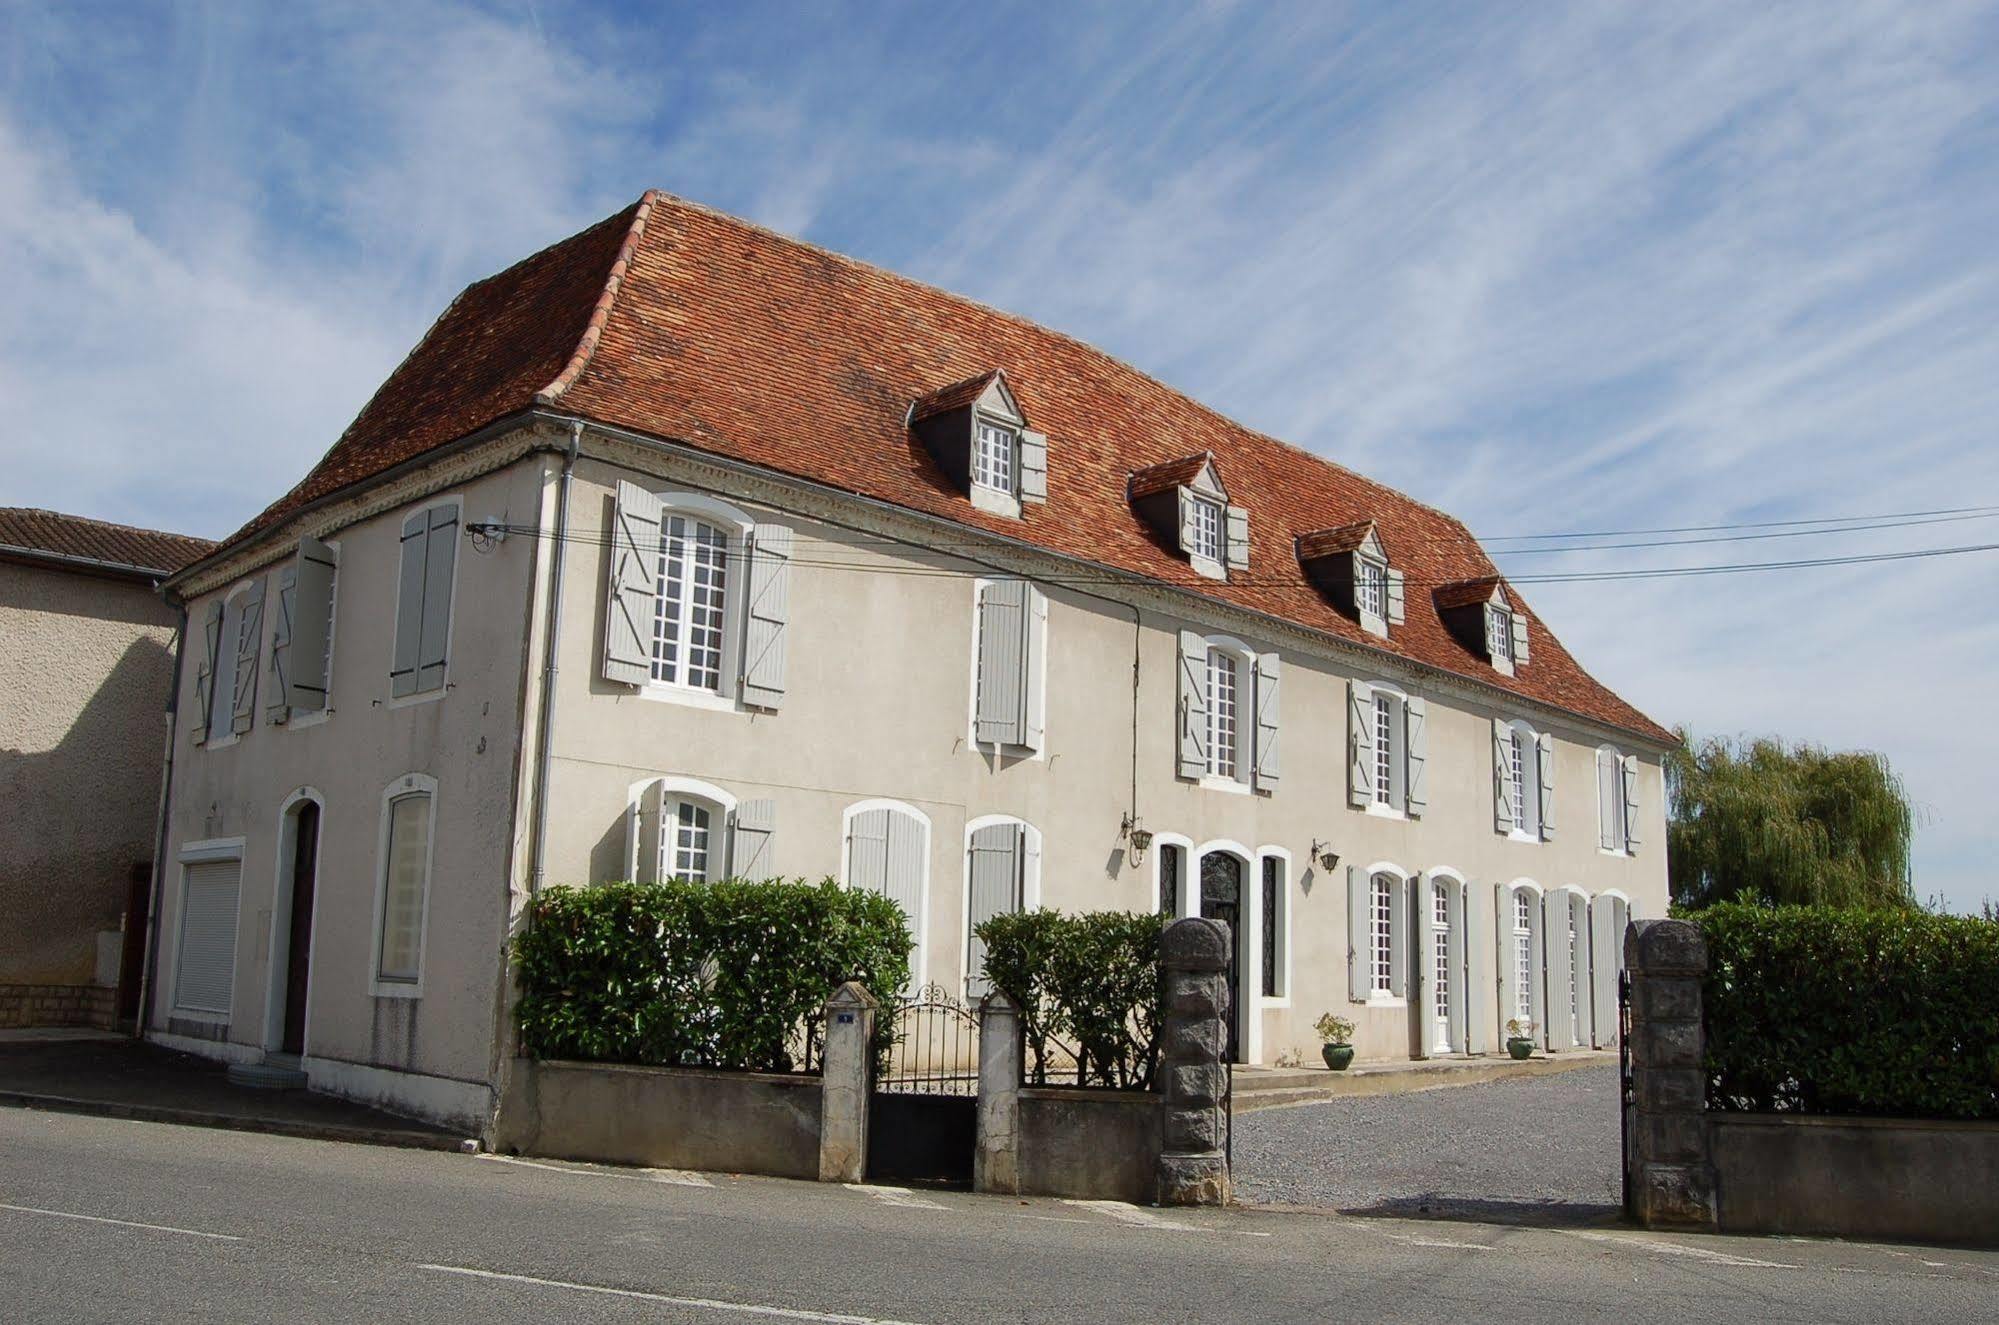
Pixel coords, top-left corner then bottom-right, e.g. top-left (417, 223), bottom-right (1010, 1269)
top-left (975, 909), bottom-right (1162, 1089)
top-left (1696, 902), bottom-right (1999, 1119)
top-left (514, 879), bottom-right (911, 1073)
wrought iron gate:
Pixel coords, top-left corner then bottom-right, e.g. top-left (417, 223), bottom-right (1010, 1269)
top-left (867, 984), bottom-right (980, 1185)
top-left (1618, 966), bottom-right (1634, 1217)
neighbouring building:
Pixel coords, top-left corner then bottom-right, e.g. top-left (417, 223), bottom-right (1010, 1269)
top-left (145, 191), bottom-right (1670, 1130)
top-left (1, 508), bottom-right (213, 1029)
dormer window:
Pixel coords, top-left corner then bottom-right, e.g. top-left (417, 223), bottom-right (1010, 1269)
top-left (1129, 452), bottom-right (1247, 581)
top-left (909, 370), bottom-right (1047, 518)
top-left (1298, 522), bottom-right (1403, 638)
top-left (1487, 601), bottom-right (1514, 664)
top-left (1436, 577), bottom-right (1530, 675)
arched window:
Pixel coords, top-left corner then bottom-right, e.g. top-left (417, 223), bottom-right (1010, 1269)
top-left (373, 773), bottom-right (437, 994)
top-left (1431, 878), bottom-right (1452, 1050)
top-left (1506, 881), bottom-right (1544, 1033)
top-left (626, 777), bottom-right (761, 884)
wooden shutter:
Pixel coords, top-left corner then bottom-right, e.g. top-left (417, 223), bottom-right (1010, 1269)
top-left (1404, 697), bottom-right (1428, 817)
top-left (966, 823), bottom-right (1023, 999)
top-left (1445, 881), bottom-right (1467, 1054)
top-left (192, 601), bottom-right (222, 745)
top-left (415, 506), bottom-right (457, 694)
top-left (729, 798), bottom-right (777, 882)
top-left (1385, 568), bottom-right (1406, 625)
top-left (1492, 720), bottom-right (1516, 834)
top-left (1252, 652), bottom-right (1281, 789)
top-left (1590, 897), bottom-right (1623, 1049)
top-left (1175, 488), bottom-right (1199, 558)
top-left (883, 811), bottom-right (926, 950)
top-left (1176, 630), bottom-right (1207, 779)
top-left (173, 857), bottom-right (241, 1014)
top-left (603, 481), bottom-right (663, 686)
top-left (847, 809), bottom-right (889, 893)
top-left (230, 579), bottom-right (264, 734)
top-left (1346, 866), bottom-right (1371, 1002)
top-left (740, 523), bottom-right (792, 710)
top-left (1571, 894), bottom-right (1595, 1048)
top-left (1541, 889), bottom-right (1571, 1049)
top-left (1348, 680), bottom-right (1374, 807)
top-left (1621, 755), bottom-right (1642, 853)
top-left (976, 580), bottom-right (1029, 746)
top-left (1597, 747), bottom-right (1618, 850)
top-left (266, 565), bottom-right (296, 723)
top-left (1536, 732), bottom-right (1556, 840)
top-left (391, 511), bottom-right (428, 698)
top-left (1018, 429), bottom-right (1049, 503)
top-left (289, 537), bottom-right (337, 715)
top-left (1022, 586), bottom-right (1047, 753)
top-left (629, 781), bottom-right (665, 883)
top-left (1464, 879), bottom-right (1495, 1054)
top-left (1387, 875), bottom-right (1409, 999)
top-left (1224, 505), bottom-right (1250, 570)
top-left (1511, 611), bottom-right (1530, 664)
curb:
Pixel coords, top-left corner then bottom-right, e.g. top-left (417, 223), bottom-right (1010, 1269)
top-left (1232, 1052), bottom-right (1615, 1113)
top-left (0, 1090), bottom-right (475, 1153)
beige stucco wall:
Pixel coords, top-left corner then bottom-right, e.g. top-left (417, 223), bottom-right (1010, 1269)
top-left (150, 453), bottom-right (547, 1116)
top-left (0, 560), bottom-right (177, 989)
top-left (539, 445), bottom-right (1671, 1068)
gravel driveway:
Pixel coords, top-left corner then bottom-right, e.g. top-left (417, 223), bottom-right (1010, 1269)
top-left (1233, 1064), bottom-right (1623, 1222)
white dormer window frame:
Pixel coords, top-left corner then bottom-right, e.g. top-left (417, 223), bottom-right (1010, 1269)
top-left (1187, 493), bottom-right (1223, 567)
top-left (1356, 554), bottom-right (1387, 622)
top-left (972, 415), bottom-right (1018, 499)
top-left (1487, 600), bottom-right (1513, 665)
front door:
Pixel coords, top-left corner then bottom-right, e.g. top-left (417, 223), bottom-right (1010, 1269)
top-left (281, 801), bottom-right (319, 1056)
top-left (1199, 853), bottom-right (1242, 1063)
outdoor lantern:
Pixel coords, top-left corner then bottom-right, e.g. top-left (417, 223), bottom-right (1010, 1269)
top-left (1122, 813), bottom-right (1153, 864)
top-left (1311, 839), bottom-right (1340, 873)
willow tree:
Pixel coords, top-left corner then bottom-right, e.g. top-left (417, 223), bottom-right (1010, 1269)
top-left (1667, 730), bottom-right (1914, 910)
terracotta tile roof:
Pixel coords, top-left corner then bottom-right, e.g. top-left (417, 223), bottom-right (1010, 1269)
top-left (909, 370), bottom-right (1003, 423)
top-left (1295, 522), bottom-right (1377, 561)
top-left (0, 508), bottom-right (214, 578)
top-left (212, 189), bottom-right (1671, 744)
top-left (1127, 453), bottom-right (1213, 501)
top-left (1435, 576), bottom-right (1504, 610)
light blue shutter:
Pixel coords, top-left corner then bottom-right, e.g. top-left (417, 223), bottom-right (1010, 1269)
top-left (603, 481), bottom-right (662, 686)
top-left (1511, 612), bottom-right (1531, 664)
top-left (1385, 568), bottom-right (1406, 625)
top-left (1445, 881), bottom-right (1467, 1053)
top-left (1176, 630), bottom-right (1207, 779)
top-left (1536, 732), bottom-right (1556, 840)
top-left (266, 566), bottom-right (296, 723)
top-left (1464, 880), bottom-right (1495, 1054)
top-left (976, 580), bottom-right (1028, 746)
top-left (416, 506), bottom-right (458, 694)
top-left (848, 809), bottom-right (889, 893)
top-left (1175, 489), bottom-right (1199, 558)
top-left (1348, 680), bottom-right (1374, 807)
top-left (230, 578), bottom-right (264, 734)
top-left (1224, 505), bottom-right (1250, 570)
top-left (290, 537), bottom-right (337, 715)
top-left (630, 781), bottom-right (665, 883)
top-left (192, 600), bottom-right (222, 745)
top-left (1571, 893), bottom-right (1595, 1049)
top-left (1622, 755), bottom-right (1642, 853)
top-left (740, 523), bottom-right (792, 709)
top-left (1597, 748), bottom-right (1618, 850)
top-left (730, 798), bottom-right (777, 881)
top-left (1492, 720), bottom-right (1516, 834)
top-left (1590, 897), bottom-right (1623, 1049)
top-left (884, 810), bottom-right (926, 980)
top-left (1542, 889), bottom-right (1571, 1050)
top-left (1252, 652), bottom-right (1280, 789)
top-left (1388, 875), bottom-right (1409, 1000)
top-left (391, 512), bottom-right (428, 698)
top-left (966, 823), bottom-right (1022, 1000)
top-left (1404, 696), bottom-right (1427, 817)
top-left (1022, 585), bottom-right (1047, 752)
top-left (1346, 866), bottom-right (1370, 1002)
top-left (1018, 430), bottom-right (1048, 503)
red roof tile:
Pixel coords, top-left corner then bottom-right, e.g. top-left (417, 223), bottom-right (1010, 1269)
top-left (909, 370), bottom-right (1004, 423)
top-left (1435, 576), bottom-right (1504, 610)
top-left (1295, 522), bottom-right (1377, 561)
top-left (1127, 453), bottom-right (1214, 501)
top-left (0, 508), bottom-right (213, 578)
top-left (210, 190), bottom-right (1670, 744)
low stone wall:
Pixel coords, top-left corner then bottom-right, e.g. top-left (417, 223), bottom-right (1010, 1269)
top-left (1017, 1087), bottom-right (1161, 1203)
top-left (0, 983), bottom-right (116, 1030)
top-left (498, 1059), bottom-right (825, 1179)
top-left (1711, 1114), bottom-right (1999, 1247)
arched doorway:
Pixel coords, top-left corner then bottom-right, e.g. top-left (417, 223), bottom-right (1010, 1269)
top-left (1199, 851), bottom-right (1245, 1063)
top-left (266, 796), bottom-right (321, 1056)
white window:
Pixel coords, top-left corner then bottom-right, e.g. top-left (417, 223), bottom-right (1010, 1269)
top-left (1373, 693), bottom-right (1396, 806)
top-left (669, 800), bottom-right (713, 882)
top-left (972, 419), bottom-right (1016, 495)
top-left (1432, 882), bottom-right (1451, 1025)
top-left (653, 515), bottom-right (730, 692)
top-left (1567, 907), bottom-right (1581, 1036)
top-left (1488, 604), bottom-right (1513, 663)
top-left (1207, 648), bottom-right (1239, 780)
top-left (1371, 873), bottom-right (1395, 994)
top-left (1356, 557), bottom-right (1386, 620)
top-left (1188, 495), bottom-right (1223, 565)
top-left (1500, 718), bottom-right (1548, 839)
top-left (1513, 891), bottom-right (1535, 1021)
top-left (1508, 728), bottom-right (1528, 825)
top-left (374, 777), bottom-right (435, 991)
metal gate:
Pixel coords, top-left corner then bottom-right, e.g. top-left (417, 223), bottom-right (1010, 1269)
top-left (1618, 966), bottom-right (1634, 1217)
top-left (866, 984), bottom-right (980, 1185)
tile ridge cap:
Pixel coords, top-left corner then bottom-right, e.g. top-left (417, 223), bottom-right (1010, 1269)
top-left (536, 188), bottom-right (660, 406)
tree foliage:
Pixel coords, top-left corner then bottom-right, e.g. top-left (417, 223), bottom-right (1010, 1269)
top-left (1667, 729), bottom-right (1913, 911)
top-left (975, 909), bottom-right (1163, 1090)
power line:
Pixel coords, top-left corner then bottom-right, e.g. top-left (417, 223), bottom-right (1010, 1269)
top-left (1490, 509), bottom-right (1999, 555)
top-left (1479, 503), bottom-right (1999, 542)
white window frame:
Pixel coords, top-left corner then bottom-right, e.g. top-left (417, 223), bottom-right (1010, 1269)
top-left (962, 815), bottom-right (1043, 999)
top-left (638, 493), bottom-right (756, 713)
top-left (1366, 683), bottom-right (1409, 818)
top-left (387, 497), bottom-right (462, 710)
top-left (971, 416), bottom-right (1018, 497)
top-left (1507, 879), bottom-right (1544, 1030)
top-left (1355, 554), bottom-right (1387, 624)
top-left (1199, 636), bottom-right (1255, 794)
top-left (1187, 493), bottom-right (1224, 566)
top-left (369, 773), bottom-right (437, 998)
top-left (840, 799), bottom-right (933, 990)
top-left (1257, 846), bottom-right (1292, 1007)
top-left (169, 836), bottom-right (247, 1022)
top-left (1152, 832), bottom-right (1196, 919)
top-left (1362, 861), bottom-right (1409, 1009)
top-left (1487, 602), bottom-right (1513, 664)
top-left (966, 577), bottom-right (1050, 760)
top-left (1504, 718), bottom-right (1546, 842)
top-left (626, 776), bottom-right (738, 883)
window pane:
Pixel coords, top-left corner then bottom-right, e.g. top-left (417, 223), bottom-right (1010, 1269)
top-left (1371, 873), bottom-right (1394, 993)
top-left (1433, 882), bottom-right (1451, 1024)
top-left (1207, 649), bottom-right (1238, 779)
top-left (671, 801), bottom-right (711, 882)
top-left (1158, 844), bottom-right (1181, 917)
top-left (973, 422), bottom-right (1016, 494)
top-left (654, 517), bottom-right (730, 692)
top-left (378, 793), bottom-right (430, 982)
top-left (1261, 856), bottom-right (1280, 998)
top-left (1357, 560), bottom-right (1385, 618)
top-left (1373, 694), bottom-right (1394, 805)
top-left (1190, 497), bottom-right (1222, 562)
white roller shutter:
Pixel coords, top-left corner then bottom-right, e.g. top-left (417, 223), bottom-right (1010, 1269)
top-left (173, 858), bottom-right (242, 1015)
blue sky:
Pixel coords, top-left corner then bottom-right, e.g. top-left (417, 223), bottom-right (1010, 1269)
top-left (4, 3), bottom-right (1995, 908)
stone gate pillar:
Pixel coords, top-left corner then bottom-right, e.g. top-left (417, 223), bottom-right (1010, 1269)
top-left (974, 990), bottom-right (1022, 1194)
top-left (819, 980), bottom-right (876, 1184)
top-left (1156, 916), bottom-right (1231, 1206)
top-left (1625, 918), bottom-right (1717, 1230)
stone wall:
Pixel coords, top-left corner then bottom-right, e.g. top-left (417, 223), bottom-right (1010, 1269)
top-left (0, 983), bottom-right (117, 1030)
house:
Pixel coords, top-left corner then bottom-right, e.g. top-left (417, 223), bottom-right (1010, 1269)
top-left (1, 508), bottom-right (213, 1029)
top-left (144, 191), bottom-right (1669, 1130)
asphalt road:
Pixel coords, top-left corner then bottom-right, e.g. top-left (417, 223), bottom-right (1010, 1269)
top-left (4, 1107), bottom-right (1998, 1324)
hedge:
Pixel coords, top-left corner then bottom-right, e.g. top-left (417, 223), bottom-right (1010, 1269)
top-left (975, 908), bottom-right (1162, 1089)
top-left (514, 879), bottom-right (911, 1073)
top-left (1696, 901), bottom-right (1999, 1119)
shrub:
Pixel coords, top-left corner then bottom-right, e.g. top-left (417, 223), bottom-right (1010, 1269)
top-left (514, 878), bottom-right (911, 1073)
top-left (1695, 901), bottom-right (1999, 1119)
top-left (1313, 1014), bottom-right (1354, 1045)
top-left (976, 909), bottom-right (1162, 1089)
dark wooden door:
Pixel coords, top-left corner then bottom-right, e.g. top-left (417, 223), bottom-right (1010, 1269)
top-left (116, 863), bottom-right (151, 1025)
top-left (281, 802), bottom-right (320, 1056)
top-left (1200, 853), bottom-right (1242, 1063)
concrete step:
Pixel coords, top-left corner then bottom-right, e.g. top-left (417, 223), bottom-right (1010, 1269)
top-left (227, 1054), bottom-right (309, 1091)
top-left (1230, 1049), bottom-right (1615, 1112)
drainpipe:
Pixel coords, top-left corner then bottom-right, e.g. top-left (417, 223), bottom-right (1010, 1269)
top-left (133, 596), bottom-right (187, 1038)
top-left (528, 420), bottom-right (582, 897)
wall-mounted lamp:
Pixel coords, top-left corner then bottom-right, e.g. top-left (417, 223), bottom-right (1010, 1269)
top-left (1309, 839), bottom-right (1341, 873)
top-left (1121, 813), bottom-right (1153, 864)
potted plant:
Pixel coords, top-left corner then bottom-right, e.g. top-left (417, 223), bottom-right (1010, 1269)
top-left (1506, 1018), bottom-right (1536, 1060)
top-left (1315, 1014), bottom-right (1356, 1071)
